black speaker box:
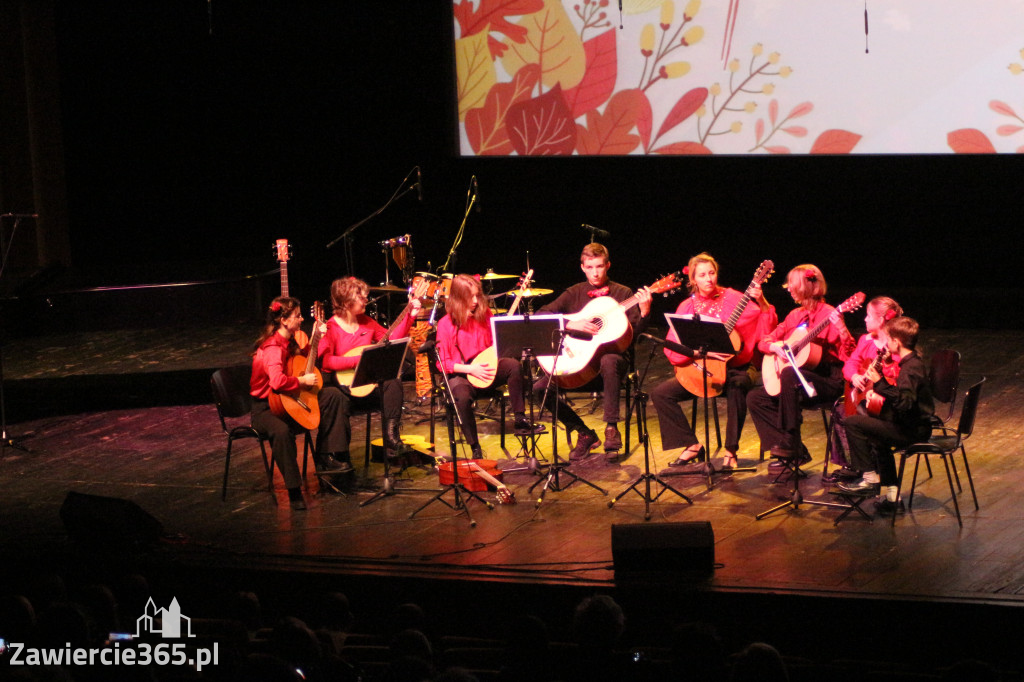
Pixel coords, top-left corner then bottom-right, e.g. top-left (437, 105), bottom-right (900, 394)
top-left (611, 521), bottom-right (714, 583)
top-left (60, 491), bottom-right (165, 550)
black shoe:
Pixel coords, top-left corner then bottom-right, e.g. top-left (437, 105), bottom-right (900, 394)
top-left (568, 429), bottom-right (600, 461)
top-left (513, 417), bottom-right (546, 435)
top-left (838, 478), bottom-right (880, 495)
top-left (603, 424), bottom-right (622, 453)
top-left (835, 466), bottom-right (861, 480)
top-left (315, 454), bottom-right (347, 473)
top-left (874, 498), bottom-right (906, 516)
top-left (669, 445), bottom-right (705, 467)
top-left (287, 488), bottom-right (307, 511)
top-left (470, 444), bottom-right (484, 460)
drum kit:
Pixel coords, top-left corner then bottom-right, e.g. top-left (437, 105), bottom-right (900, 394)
top-left (369, 263), bottom-right (554, 315)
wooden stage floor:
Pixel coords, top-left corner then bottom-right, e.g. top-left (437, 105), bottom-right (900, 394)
top-left (2, 326), bottom-right (1022, 610)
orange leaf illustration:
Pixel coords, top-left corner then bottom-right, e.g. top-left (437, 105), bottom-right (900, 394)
top-left (502, 0), bottom-right (585, 91)
top-left (637, 91), bottom-right (654, 151)
top-left (769, 99), bottom-right (778, 126)
top-left (755, 119), bottom-right (764, 145)
top-left (947, 128), bottom-right (996, 154)
top-left (466, 64), bottom-right (542, 155)
top-left (787, 102), bottom-right (814, 119)
top-left (454, 0), bottom-right (544, 41)
top-left (997, 124), bottom-right (1023, 137)
top-left (575, 89), bottom-right (643, 155)
top-left (765, 146), bottom-right (791, 154)
top-left (810, 129), bottom-right (862, 154)
top-left (655, 87), bottom-right (708, 142)
top-left (651, 141), bottom-right (712, 155)
top-left (562, 29), bottom-right (618, 119)
top-left (782, 126), bottom-right (807, 137)
top-left (456, 32), bottom-right (498, 121)
top-left (506, 84), bottom-right (577, 155)
top-left (989, 100), bottom-right (1017, 118)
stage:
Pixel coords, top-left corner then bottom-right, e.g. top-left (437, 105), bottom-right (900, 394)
top-left (2, 322), bottom-right (1022, 668)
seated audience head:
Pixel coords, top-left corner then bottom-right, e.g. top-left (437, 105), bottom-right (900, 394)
top-left (572, 594), bottom-right (625, 651)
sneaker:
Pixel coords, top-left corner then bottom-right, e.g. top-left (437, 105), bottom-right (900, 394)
top-left (513, 417), bottom-right (546, 435)
top-left (874, 498), bottom-right (906, 516)
top-left (568, 429), bottom-right (600, 461)
top-left (838, 478), bottom-right (880, 495)
top-left (603, 424), bottom-right (622, 453)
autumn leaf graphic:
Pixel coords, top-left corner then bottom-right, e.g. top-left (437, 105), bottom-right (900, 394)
top-left (562, 29), bottom-right (618, 119)
top-left (575, 89), bottom-right (644, 155)
top-left (506, 84), bottom-right (577, 155)
top-left (502, 0), bottom-right (586, 92)
top-left (947, 128), bottom-right (997, 154)
top-left (454, 0), bottom-right (545, 58)
top-left (466, 64), bottom-right (542, 155)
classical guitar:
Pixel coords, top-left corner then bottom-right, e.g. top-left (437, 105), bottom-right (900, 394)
top-left (334, 280), bottom-right (429, 397)
top-left (275, 238), bottom-right (309, 347)
top-left (761, 292), bottom-right (865, 396)
top-left (536, 272), bottom-right (683, 389)
top-left (468, 269), bottom-right (534, 389)
top-left (268, 301), bottom-right (325, 431)
top-left (436, 458), bottom-right (515, 503)
top-left (675, 260), bottom-right (774, 397)
top-left (844, 345), bottom-right (889, 417)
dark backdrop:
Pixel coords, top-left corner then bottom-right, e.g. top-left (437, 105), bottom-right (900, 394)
top-left (48, 1), bottom-right (1021, 327)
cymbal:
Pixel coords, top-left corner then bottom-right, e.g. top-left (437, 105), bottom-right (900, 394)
top-left (480, 272), bottom-right (518, 280)
top-left (369, 284), bottom-right (407, 293)
top-left (519, 288), bottom-right (553, 297)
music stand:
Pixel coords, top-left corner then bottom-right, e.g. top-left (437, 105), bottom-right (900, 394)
top-left (665, 313), bottom-right (756, 488)
top-left (492, 315), bottom-right (560, 473)
top-left (353, 339), bottom-right (434, 507)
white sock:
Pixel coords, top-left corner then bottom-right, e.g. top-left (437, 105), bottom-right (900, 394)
top-left (886, 486), bottom-right (898, 502)
top-left (863, 470), bottom-right (880, 484)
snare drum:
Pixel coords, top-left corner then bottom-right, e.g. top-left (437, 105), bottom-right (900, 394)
top-left (412, 272), bottom-right (453, 304)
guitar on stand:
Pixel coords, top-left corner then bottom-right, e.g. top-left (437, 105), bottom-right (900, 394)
top-left (674, 260), bottom-right (774, 396)
top-left (274, 239), bottom-right (309, 348)
top-left (761, 292), bottom-right (866, 396)
top-left (468, 269), bottom-right (534, 389)
top-left (334, 279), bottom-right (429, 397)
top-left (536, 271), bottom-right (684, 388)
top-left (268, 301), bottom-right (326, 431)
top-left (844, 345), bottom-right (889, 417)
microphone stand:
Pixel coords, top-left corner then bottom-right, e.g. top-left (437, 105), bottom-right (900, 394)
top-left (325, 169), bottom-right (419, 276)
top-left (608, 338), bottom-right (691, 520)
top-left (440, 190), bottom-right (477, 274)
top-left (1, 215), bottom-right (33, 455)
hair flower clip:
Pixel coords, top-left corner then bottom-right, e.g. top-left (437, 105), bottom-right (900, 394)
top-left (270, 301), bottom-right (282, 312)
top-left (804, 271), bottom-right (818, 282)
top-left (884, 309), bottom-right (898, 321)
top-left (682, 266), bottom-right (690, 276)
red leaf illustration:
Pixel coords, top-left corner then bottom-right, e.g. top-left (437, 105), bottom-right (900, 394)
top-left (769, 99), bottom-right (778, 127)
top-left (787, 102), bottom-right (814, 119)
top-left (989, 100), bottom-right (1017, 118)
top-left (997, 124), bottom-right (1023, 137)
top-left (655, 87), bottom-right (708, 141)
top-left (1017, 145), bottom-right (1024, 153)
top-left (810, 129), bottom-right (862, 154)
top-left (781, 126), bottom-right (807, 137)
top-left (755, 119), bottom-right (764, 145)
top-left (765, 146), bottom-right (791, 154)
top-left (466, 64), bottom-right (542, 155)
top-left (651, 141), bottom-right (713, 155)
top-left (575, 89), bottom-right (643, 155)
top-left (637, 91), bottom-right (654, 151)
top-left (562, 29), bottom-right (618, 119)
top-left (947, 128), bottom-right (996, 154)
top-left (454, 0), bottom-right (545, 41)
top-left (507, 84), bottom-right (577, 155)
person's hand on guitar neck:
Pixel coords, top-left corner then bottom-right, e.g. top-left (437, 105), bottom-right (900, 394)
top-left (636, 285), bottom-right (653, 317)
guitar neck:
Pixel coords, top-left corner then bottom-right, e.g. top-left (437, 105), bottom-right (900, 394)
top-left (722, 291), bottom-right (754, 333)
top-left (791, 309), bottom-right (837, 354)
top-left (280, 265), bottom-right (289, 298)
top-left (303, 317), bottom-right (324, 375)
top-left (382, 300), bottom-right (415, 343)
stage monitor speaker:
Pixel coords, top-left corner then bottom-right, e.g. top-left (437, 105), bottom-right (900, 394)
top-left (611, 521), bottom-right (714, 583)
top-left (60, 491), bottom-right (165, 550)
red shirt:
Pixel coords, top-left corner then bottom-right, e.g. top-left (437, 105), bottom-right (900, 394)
top-left (250, 333), bottom-right (300, 399)
top-left (758, 302), bottom-right (856, 366)
top-left (436, 310), bottom-right (493, 374)
top-left (317, 313), bottom-right (414, 372)
top-left (665, 287), bottom-right (777, 367)
top-left (844, 333), bottom-right (899, 384)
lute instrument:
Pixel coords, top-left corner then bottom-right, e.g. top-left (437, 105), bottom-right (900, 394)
top-left (468, 269), bottom-right (534, 389)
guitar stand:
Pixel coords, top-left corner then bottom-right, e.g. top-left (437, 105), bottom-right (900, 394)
top-left (756, 452), bottom-right (857, 520)
top-left (408, 343), bottom-right (492, 526)
top-left (529, 331), bottom-right (606, 507)
top-left (359, 436), bottom-right (440, 507)
top-left (608, 346), bottom-right (691, 520)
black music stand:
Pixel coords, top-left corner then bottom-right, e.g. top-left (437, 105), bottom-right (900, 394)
top-left (608, 337), bottom-right (692, 519)
top-left (354, 339), bottom-right (434, 506)
top-left (530, 323), bottom-right (608, 507)
top-left (492, 315), bottom-right (559, 473)
top-left (665, 313), bottom-right (756, 488)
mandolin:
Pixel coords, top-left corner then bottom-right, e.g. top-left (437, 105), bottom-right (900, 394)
top-left (335, 280), bottom-right (429, 397)
top-left (844, 345), bottom-right (889, 417)
top-left (268, 301), bottom-right (325, 431)
top-left (761, 292), bottom-right (865, 396)
top-left (468, 269), bottom-right (534, 389)
top-left (674, 260), bottom-right (774, 397)
top-left (536, 271), bottom-right (683, 389)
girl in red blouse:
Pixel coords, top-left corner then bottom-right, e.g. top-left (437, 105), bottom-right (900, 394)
top-left (436, 274), bottom-right (540, 459)
top-left (250, 297), bottom-right (349, 510)
top-left (317, 277), bottom-right (420, 464)
top-left (746, 264), bottom-right (856, 463)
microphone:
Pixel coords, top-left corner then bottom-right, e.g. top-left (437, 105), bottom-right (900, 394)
top-left (640, 332), bottom-right (694, 358)
top-left (581, 223), bottom-right (610, 239)
top-left (416, 167), bottom-right (423, 202)
top-left (472, 176), bottom-right (481, 213)
top-left (558, 328), bottom-right (594, 340)
top-left (1, 213), bottom-right (38, 218)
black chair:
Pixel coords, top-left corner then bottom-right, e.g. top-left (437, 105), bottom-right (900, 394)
top-left (929, 349), bottom-right (962, 430)
top-left (212, 365), bottom-right (311, 502)
top-left (892, 377), bottom-right (983, 528)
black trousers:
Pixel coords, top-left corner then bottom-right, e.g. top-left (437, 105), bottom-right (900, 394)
top-left (447, 357), bottom-right (526, 446)
top-left (534, 352), bottom-right (628, 432)
top-left (651, 365), bottom-right (753, 452)
top-left (845, 414), bottom-right (927, 486)
top-left (746, 364), bottom-right (843, 453)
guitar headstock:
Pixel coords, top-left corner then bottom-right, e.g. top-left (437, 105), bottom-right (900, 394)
top-left (496, 486), bottom-right (516, 505)
top-left (649, 271), bottom-right (684, 296)
top-left (275, 239), bottom-right (291, 263)
top-left (516, 268), bottom-right (535, 292)
top-left (751, 260), bottom-right (774, 287)
top-left (311, 300), bottom-right (325, 323)
top-left (837, 292), bottom-right (866, 315)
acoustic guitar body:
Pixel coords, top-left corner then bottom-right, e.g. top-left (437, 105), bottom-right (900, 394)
top-left (269, 355), bottom-right (322, 431)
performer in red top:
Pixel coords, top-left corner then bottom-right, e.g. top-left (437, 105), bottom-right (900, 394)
top-left (250, 296), bottom-right (349, 510)
top-left (436, 274), bottom-right (542, 459)
top-left (535, 243), bottom-right (652, 462)
top-left (651, 253), bottom-right (777, 469)
top-left (746, 264), bottom-right (856, 463)
top-left (317, 276), bottom-right (420, 464)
